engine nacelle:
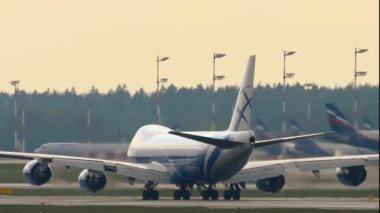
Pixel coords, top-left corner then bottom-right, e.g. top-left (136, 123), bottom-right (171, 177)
top-left (256, 175), bottom-right (285, 193)
top-left (336, 166), bottom-right (367, 187)
top-left (23, 159), bottom-right (52, 186)
top-left (78, 169), bottom-right (107, 193)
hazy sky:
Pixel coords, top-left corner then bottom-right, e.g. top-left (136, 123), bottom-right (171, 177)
top-left (0, 0), bottom-right (378, 94)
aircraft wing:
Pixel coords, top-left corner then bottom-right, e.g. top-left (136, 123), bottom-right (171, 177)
top-left (0, 151), bottom-right (171, 183)
top-left (224, 154), bottom-right (378, 184)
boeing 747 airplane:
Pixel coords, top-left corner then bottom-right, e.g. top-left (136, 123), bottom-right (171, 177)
top-left (289, 118), bottom-right (374, 156)
top-left (0, 55), bottom-right (378, 201)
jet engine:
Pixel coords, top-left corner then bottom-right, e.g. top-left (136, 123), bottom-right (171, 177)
top-left (256, 175), bottom-right (285, 193)
top-left (78, 169), bottom-right (107, 193)
top-left (336, 166), bottom-right (367, 187)
top-left (23, 159), bottom-right (52, 186)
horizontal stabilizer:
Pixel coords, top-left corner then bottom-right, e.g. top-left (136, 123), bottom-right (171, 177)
top-left (168, 131), bottom-right (244, 149)
top-left (254, 131), bottom-right (335, 148)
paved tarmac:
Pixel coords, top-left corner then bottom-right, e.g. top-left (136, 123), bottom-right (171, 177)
top-left (0, 196), bottom-right (378, 210)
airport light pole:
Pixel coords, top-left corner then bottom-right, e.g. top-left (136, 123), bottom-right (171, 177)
top-left (282, 50), bottom-right (296, 136)
top-left (211, 53), bottom-right (226, 130)
top-left (86, 105), bottom-right (91, 143)
top-left (156, 56), bottom-right (170, 124)
top-left (304, 83), bottom-right (315, 132)
top-left (22, 110), bottom-right (25, 152)
top-left (353, 48), bottom-right (368, 130)
top-left (10, 80), bottom-right (20, 151)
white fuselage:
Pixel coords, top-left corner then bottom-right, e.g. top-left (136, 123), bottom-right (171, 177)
top-left (127, 125), bottom-right (254, 184)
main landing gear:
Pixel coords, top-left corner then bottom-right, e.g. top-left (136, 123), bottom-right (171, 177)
top-left (173, 184), bottom-right (191, 200)
top-left (223, 184), bottom-right (241, 200)
top-left (199, 184), bottom-right (219, 200)
top-left (142, 189), bottom-right (159, 200)
top-left (142, 181), bottom-right (159, 200)
top-left (140, 182), bottom-right (240, 201)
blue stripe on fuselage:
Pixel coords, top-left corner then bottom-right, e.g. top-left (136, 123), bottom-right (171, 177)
top-left (206, 147), bottom-right (222, 181)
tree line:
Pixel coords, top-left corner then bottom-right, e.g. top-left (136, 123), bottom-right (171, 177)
top-left (0, 83), bottom-right (378, 151)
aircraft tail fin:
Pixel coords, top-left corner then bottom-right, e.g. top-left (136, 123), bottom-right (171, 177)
top-left (289, 118), bottom-right (305, 135)
top-left (227, 55), bottom-right (255, 132)
top-left (289, 118), bottom-right (329, 156)
top-left (255, 118), bottom-right (270, 132)
top-left (362, 116), bottom-right (375, 130)
top-left (325, 103), bottom-right (355, 133)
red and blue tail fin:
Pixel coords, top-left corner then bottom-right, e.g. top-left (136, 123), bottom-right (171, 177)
top-left (325, 103), bottom-right (355, 133)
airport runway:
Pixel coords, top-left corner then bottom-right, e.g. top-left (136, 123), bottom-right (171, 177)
top-left (0, 196), bottom-right (378, 210)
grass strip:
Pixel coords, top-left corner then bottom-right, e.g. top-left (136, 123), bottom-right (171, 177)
top-left (0, 206), bottom-right (378, 213)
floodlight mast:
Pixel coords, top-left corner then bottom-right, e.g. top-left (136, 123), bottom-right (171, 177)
top-left (353, 48), bottom-right (368, 129)
top-left (10, 80), bottom-right (20, 151)
top-left (22, 110), bottom-right (25, 152)
top-left (282, 50), bottom-right (296, 136)
top-left (86, 98), bottom-right (91, 144)
top-left (156, 56), bottom-right (170, 124)
top-left (212, 53), bottom-right (226, 130)
top-left (304, 83), bottom-right (315, 132)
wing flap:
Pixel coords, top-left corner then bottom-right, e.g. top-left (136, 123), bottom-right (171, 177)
top-left (226, 164), bottom-right (284, 183)
top-left (53, 158), bottom-right (105, 172)
top-left (224, 154), bottom-right (379, 184)
top-left (294, 158), bottom-right (366, 171)
top-left (116, 162), bottom-right (171, 183)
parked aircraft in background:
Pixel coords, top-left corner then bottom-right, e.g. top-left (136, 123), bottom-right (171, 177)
top-left (35, 142), bottom-right (129, 160)
top-left (257, 118), bottom-right (342, 157)
top-left (289, 118), bottom-right (373, 156)
top-left (362, 116), bottom-right (377, 130)
top-left (287, 119), bottom-right (330, 157)
top-left (255, 117), bottom-right (373, 158)
top-left (255, 117), bottom-right (332, 157)
top-left (325, 103), bottom-right (379, 152)
top-left (254, 118), bottom-right (283, 156)
top-left (0, 55), bottom-right (378, 201)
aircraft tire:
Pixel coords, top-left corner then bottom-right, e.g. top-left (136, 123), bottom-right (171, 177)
top-left (201, 190), bottom-right (210, 200)
top-left (182, 190), bottom-right (190, 200)
top-left (142, 190), bottom-right (150, 200)
top-left (152, 190), bottom-right (159, 200)
top-left (232, 190), bottom-right (240, 200)
top-left (173, 190), bottom-right (181, 200)
top-left (223, 190), bottom-right (232, 200)
top-left (143, 190), bottom-right (159, 200)
top-left (211, 190), bottom-right (219, 200)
